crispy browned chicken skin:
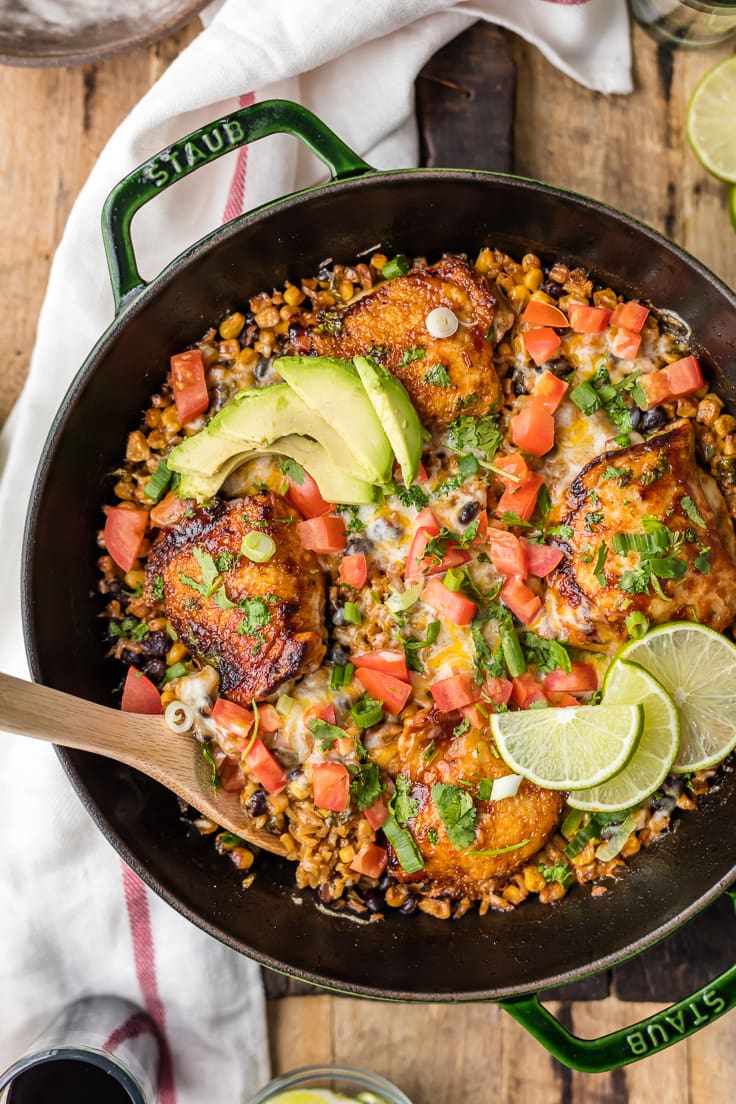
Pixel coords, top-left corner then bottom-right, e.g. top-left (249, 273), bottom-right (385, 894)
top-left (391, 710), bottom-right (564, 897)
top-left (542, 420), bottom-right (736, 650)
top-left (300, 256), bottom-right (512, 427)
top-left (145, 493), bottom-right (325, 704)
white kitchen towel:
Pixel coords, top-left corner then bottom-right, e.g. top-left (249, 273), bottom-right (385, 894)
top-left (0, 1), bottom-right (631, 1100)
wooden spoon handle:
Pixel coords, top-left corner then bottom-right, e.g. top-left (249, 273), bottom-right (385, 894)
top-left (0, 672), bottom-right (287, 857)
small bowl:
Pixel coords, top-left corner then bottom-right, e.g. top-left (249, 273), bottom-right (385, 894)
top-left (247, 1064), bottom-right (413, 1104)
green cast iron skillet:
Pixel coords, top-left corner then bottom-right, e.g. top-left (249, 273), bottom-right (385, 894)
top-left (21, 100), bottom-right (736, 1072)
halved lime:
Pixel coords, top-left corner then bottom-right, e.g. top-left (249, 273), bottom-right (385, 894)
top-left (618, 622), bottom-right (736, 772)
top-left (687, 55), bottom-right (736, 183)
top-left (490, 704), bottom-right (643, 790)
top-left (568, 661), bottom-right (679, 812)
top-left (266, 1092), bottom-right (351, 1104)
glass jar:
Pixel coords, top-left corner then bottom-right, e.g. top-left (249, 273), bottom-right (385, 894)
top-left (630, 0), bottom-right (736, 47)
top-left (247, 1064), bottom-right (413, 1104)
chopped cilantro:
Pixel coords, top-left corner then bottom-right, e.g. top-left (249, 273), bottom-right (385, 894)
top-left (681, 495), bottom-right (706, 529)
top-left (584, 511), bottom-right (604, 532)
top-left (215, 550), bottom-right (237, 572)
top-left (307, 718), bottom-right (347, 752)
top-left (278, 457), bottom-right (306, 485)
top-left (538, 862), bottom-right (574, 888)
top-left (315, 309), bottom-right (343, 336)
top-left (477, 778), bottom-right (494, 802)
top-left (501, 511), bottom-right (534, 528)
top-left (339, 505), bottom-right (366, 533)
top-left (594, 542), bottom-right (608, 587)
top-left (535, 484), bottom-right (552, 521)
top-left (431, 782), bottom-right (478, 851)
top-left (425, 364), bottom-right (452, 387)
top-left (447, 412), bottom-right (502, 459)
top-left (399, 346), bottom-right (426, 367)
top-left (109, 616), bottom-right (149, 643)
top-left (547, 523), bottom-right (573, 541)
top-left (179, 547), bottom-right (222, 598)
top-left (393, 773), bottom-right (419, 825)
top-left (400, 621), bottom-right (440, 673)
top-left (397, 484), bottom-right (430, 510)
top-left (453, 718), bottom-right (470, 738)
top-left (422, 740), bottom-right (439, 764)
top-left (349, 762), bottom-right (385, 810)
top-left (236, 597), bottom-right (271, 636)
top-left (201, 742), bottom-right (221, 792)
top-left (602, 465), bottom-right (632, 485)
top-left (639, 449), bottom-right (671, 487)
top-left (427, 827), bottom-right (438, 846)
top-left (152, 576), bottom-right (165, 600)
top-left (366, 344), bottom-right (389, 364)
top-left (520, 632), bottom-right (572, 676)
top-left (695, 546), bottom-right (711, 574)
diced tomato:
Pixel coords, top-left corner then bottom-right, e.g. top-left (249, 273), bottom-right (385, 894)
top-left (104, 507), bottom-right (148, 572)
top-left (664, 355), bottom-right (704, 397)
top-left (405, 511), bottom-right (471, 581)
top-left (430, 672), bottom-right (481, 712)
top-left (420, 577), bottom-right (478, 626)
top-left (304, 702), bottom-right (338, 727)
top-left (212, 698), bottom-right (254, 741)
top-left (355, 668), bottom-right (413, 714)
top-left (414, 507), bottom-right (440, 534)
top-left (523, 327), bottom-right (561, 366)
top-left (609, 328), bottom-right (641, 361)
top-left (511, 673), bottom-right (547, 708)
top-left (149, 492), bottom-right (188, 529)
top-left (546, 691), bottom-right (579, 708)
top-left (395, 463), bottom-right (430, 485)
top-left (568, 305), bottom-right (612, 334)
top-left (257, 704), bottom-right (282, 733)
top-left (353, 650), bottom-right (410, 684)
top-left (493, 452), bottom-right (533, 491)
top-left (534, 371), bottom-right (569, 414)
top-left (364, 794), bottom-right (390, 830)
top-left (496, 473), bottom-right (544, 523)
top-left (121, 667), bottom-right (162, 714)
top-left (638, 355), bottom-right (704, 410)
top-left (296, 515), bottom-right (347, 553)
top-left (219, 756), bottom-right (246, 792)
top-left (312, 761), bottom-right (350, 811)
top-left (521, 539), bottom-right (564, 577)
top-left (285, 470), bottom-right (334, 518)
top-left (510, 403), bottom-right (555, 458)
top-left (459, 702), bottom-right (489, 727)
top-left (171, 349), bottom-right (209, 425)
top-left (482, 676), bottom-right (513, 707)
top-left (543, 664), bottom-right (599, 694)
top-left (487, 529), bottom-right (528, 577)
top-left (500, 576), bottom-right (542, 624)
top-left (522, 301), bottom-right (569, 328)
top-left (610, 301), bottom-right (649, 333)
top-left (339, 553), bottom-right (368, 588)
top-left (245, 738), bottom-right (288, 795)
top-left (350, 842), bottom-right (388, 879)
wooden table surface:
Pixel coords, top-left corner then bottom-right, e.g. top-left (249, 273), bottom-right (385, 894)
top-left (2, 16), bottom-right (736, 1103)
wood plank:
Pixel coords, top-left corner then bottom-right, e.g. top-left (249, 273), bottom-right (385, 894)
top-left (268, 994), bottom-right (332, 1075)
top-left (687, 997), bottom-right (736, 1103)
top-left (416, 23), bottom-right (515, 172)
top-left (0, 19), bottom-right (200, 428)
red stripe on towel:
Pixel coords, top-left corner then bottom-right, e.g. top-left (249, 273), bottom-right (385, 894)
top-left (121, 863), bottom-right (177, 1104)
top-left (222, 91), bottom-right (256, 223)
top-left (102, 1011), bottom-right (154, 1054)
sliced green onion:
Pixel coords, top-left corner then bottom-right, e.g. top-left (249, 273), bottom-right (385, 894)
top-left (164, 700), bottom-right (194, 733)
top-left (242, 700), bottom-right (259, 757)
top-left (570, 381), bottom-right (603, 416)
top-left (625, 611), bottom-right (649, 640)
top-left (561, 807), bottom-right (585, 840)
top-left (343, 601), bottom-right (362, 625)
top-left (468, 838), bottom-right (530, 857)
top-left (458, 453), bottom-right (480, 477)
top-left (351, 695), bottom-right (384, 729)
top-left (164, 662), bottom-right (189, 683)
top-left (443, 567), bottom-right (465, 593)
top-left (595, 815), bottom-right (638, 862)
top-left (386, 584), bottom-right (422, 614)
top-left (382, 815), bottom-right (425, 873)
top-left (276, 693), bottom-right (294, 716)
top-left (563, 817), bottom-right (601, 858)
top-left (165, 621), bottom-right (178, 641)
top-left (489, 775), bottom-right (523, 801)
top-left (241, 531), bottom-right (276, 562)
top-left (144, 459), bottom-right (173, 503)
top-left (612, 531), bottom-right (666, 556)
top-left (330, 662), bottom-right (355, 690)
top-left (499, 623), bottom-right (526, 678)
top-left (381, 255), bottom-right (411, 281)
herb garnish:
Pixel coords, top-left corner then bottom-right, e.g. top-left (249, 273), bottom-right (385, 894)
top-left (397, 484), bottom-right (430, 510)
top-left (520, 632), bottom-right (572, 676)
top-left (308, 717), bottom-right (348, 752)
top-left (547, 523), bottom-right (573, 541)
top-left (399, 346), bottom-right (426, 367)
top-left (399, 621), bottom-right (440, 673)
top-left (681, 495), bottom-right (706, 529)
top-left (447, 412), bottom-right (502, 459)
top-left (538, 862), bottom-right (574, 888)
top-left (393, 774), bottom-right (419, 825)
top-left (349, 762), bottom-right (385, 810)
top-left (425, 364), bottom-right (452, 387)
top-left (431, 782), bottom-right (478, 850)
top-left (278, 456), bottom-right (306, 485)
top-left (179, 547), bottom-right (223, 598)
top-left (602, 465), bottom-right (632, 485)
top-left (594, 542), bottom-right (609, 586)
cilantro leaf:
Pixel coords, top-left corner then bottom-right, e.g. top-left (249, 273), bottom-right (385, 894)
top-left (279, 457), bottom-right (306, 485)
top-left (431, 782), bottom-right (478, 850)
top-left (399, 346), bottom-right (426, 367)
top-left (447, 413), bottom-right (502, 460)
top-left (477, 778), bottom-right (494, 801)
top-left (397, 484), bottom-right (430, 510)
top-left (538, 862), bottom-right (574, 888)
top-left (237, 597), bottom-right (271, 636)
top-left (681, 495), bottom-right (706, 529)
top-left (425, 364), bottom-right (452, 387)
top-left (602, 465), bottom-right (632, 485)
top-left (501, 511), bottom-right (534, 529)
top-left (520, 632), bottom-right (572, 676)
top-left (547, 523), bottom-right (573, 541)
top-left (349, 762), bottom-right (385, 810)
top-left (152, 575), bottom-right (164, 600)
top-left (308, 718), bottom-right (347, 752)
top-left (392, 773), bottom-right (419, 825)
top-left (695, 546), bottom-right (711, 574)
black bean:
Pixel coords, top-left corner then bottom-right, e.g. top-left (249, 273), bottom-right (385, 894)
top-left (106, 579), bottom-right (125, 601)
top-left (378, 874), bottom-right (392, 892)
top-left (248, 790), bottom-right (268, 817)
top-left (541, 280), bottom-right (563, 300)
top-left (141, 630), bottom-right (169, 659)
top-left (143, 659), bottom-right (166, 684)
top-left (346, 536), bottom-right (373, 555)
top-left (457, 500), bottom-right (480, 525)
top-left (640, 405), bottom-right (667, 432)
top-left (629, 405), bottom-right (642, 430)
top-left (544, 357), bottom-right (571, 379)
top-left (400, 895), bottom-right (418, 915)
top-left (512, 374), bottom-right (528, 396)
top-left (329, 643), bottom-right (350, 666)
top-left (254, 357), bottom-right (272, 382)
top-left (363, 889), bottom-right (385, 913)
top-left (123, 651), bottom-right (145, 669)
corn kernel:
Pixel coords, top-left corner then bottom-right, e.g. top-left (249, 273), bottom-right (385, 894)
top-left (126, 430), bottom-right (150, 463)
top-left (218, 339), bottom-right (240, 361)
top-left (523, 866), bottom-right (546, 893)
top-left (521, 252), bottom-right (541, 273)
top-left (114, 480), bottom-right (137, 502)
top-left (255, 306), bottom-right (280, 329)
top-left (160, 406), bottom-right (181, 434)
top-left (723, 434), bottom-right (736, 457)
top-left (714, 414), bottom-right (736, 438)
top-left (594, 288), bottom-right (618, 310)
top-left (338, 279), bottom-right (354, 302)
top-left (238, 347), bottom-right (260, 369)
top-left (530, 289), bottom-right (556, 305)
top-left (268, 793), bottom-right (289, 815)
top-left (283, 284), bottom-right (305, 307)
top-left (509, 284), bottom-right (531, 308)
top-left (385, 884), bottom-right (409, 907)
top-left (124, 568), bottom-right (145, 591)
top-left (219, 312), bottom-right (245, 340)
top-left (523, 268), bottom-right (544, 292)
top-left (145, 407), bottom-right (162, 428)
top-left (230, 847), bottom-right (255, 871)
top-left (279, 833), bottom-right (297, 854)
top-left (676, 397), bottom-right (699, 418)
top-left (339, 846), bottom-right (355, 864)
top-left (166, 641), bottom-right (188, 665)
top-left (697, 395), bottom-right (723, 426)
top-left (371, 253), bottom-right (388, 271)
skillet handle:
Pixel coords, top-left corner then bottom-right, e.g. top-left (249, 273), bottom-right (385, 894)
top-left (102, 98), bottom-right (373, 311)
top-left (499, 888), bottom-right (736, 1072)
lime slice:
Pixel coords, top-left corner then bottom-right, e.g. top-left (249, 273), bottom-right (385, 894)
top-left (568, 661), bottom-right (679, 812)
top-left (687, 56), bottom-right (736, 182)
top-left (490, 704), bottom-right (643, 790)
top-left (617, 622), bottom-right (736, 772)
top-left (266, 1093), bottom-right (351, 1104)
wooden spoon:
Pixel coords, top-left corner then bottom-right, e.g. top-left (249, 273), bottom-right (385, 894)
top-left (0, 672), bottom-right (288, 858)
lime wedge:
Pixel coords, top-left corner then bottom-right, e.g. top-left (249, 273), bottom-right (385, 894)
top-left (568, 661), bottom-right (679, 812)
top-left (617, 622), bottom-right (736, 772)
top-left (490, 704), bottom-right (643, 790)
top-left (266, 1093), bottom-right (351, 1104)
top-left (687, 56), bottom-right (736, 183)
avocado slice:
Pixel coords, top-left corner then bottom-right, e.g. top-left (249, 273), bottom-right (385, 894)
top-left (274, 357), bottom-right (394, 484)
top-left (176, 450), bottom-right (258, 501)
top-left (263, 436), bottom-right (379, 505)
top-left (168, 383), bottom-right (374, 483)
top-left (353, 355), bottom-right (423, 486)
